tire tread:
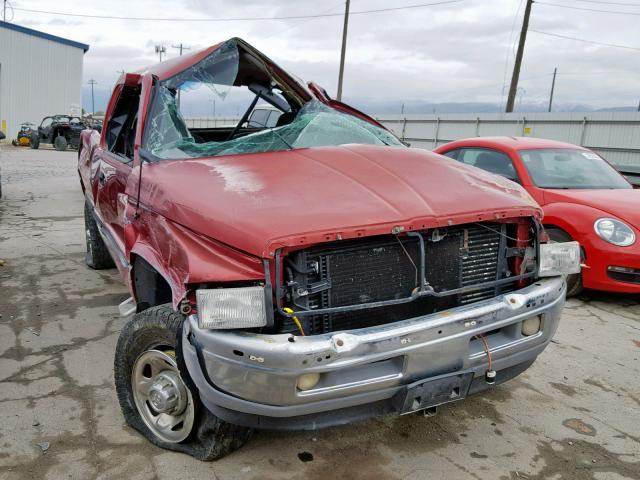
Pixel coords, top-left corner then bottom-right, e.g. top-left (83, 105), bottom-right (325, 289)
top-left (114, 304), bottom-right (252, 461)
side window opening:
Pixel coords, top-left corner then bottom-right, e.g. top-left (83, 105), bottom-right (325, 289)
top-left (458, 148), bottom-right (520, 183)
top-left (247, 108), bottom-right (272, 128)
top-left (106, 85), bottom-right (141, 162)
top-left (441, 149), bottom-right (459, 160)
top-left (266, 110), bottom-right (282, 128)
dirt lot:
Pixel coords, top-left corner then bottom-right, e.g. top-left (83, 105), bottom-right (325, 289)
top-left (0, 147), bottom-right (638, 480)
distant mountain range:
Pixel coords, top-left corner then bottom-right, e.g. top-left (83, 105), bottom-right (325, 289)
top-left (81, 86), bottom-right (638, 117)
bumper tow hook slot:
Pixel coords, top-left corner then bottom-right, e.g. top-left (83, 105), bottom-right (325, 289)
top-left (416, 406), bottom-right (438, 417)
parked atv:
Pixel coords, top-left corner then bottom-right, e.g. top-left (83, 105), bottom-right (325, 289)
top-left (11, 122), bottom-right (36, 147)
top-left (31, 115), bottom-right (86, 151)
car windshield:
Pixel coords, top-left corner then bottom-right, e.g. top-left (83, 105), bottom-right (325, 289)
top-left (143, 39), bottom-right (403, 160)
top-left (518, 148), bottom-right (631, 189)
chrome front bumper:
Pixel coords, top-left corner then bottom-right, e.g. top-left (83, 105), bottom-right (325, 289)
top-left (182, 276), bottom-right (566, 422)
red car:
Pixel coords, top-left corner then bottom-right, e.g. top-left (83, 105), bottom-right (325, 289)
top-left (435, 137), bottom-right (639, 295)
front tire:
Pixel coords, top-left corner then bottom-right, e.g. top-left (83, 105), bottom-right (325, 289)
top-left (30, 134), bottom-right (40, 149)
top-left (114, 305), bottom-right (252, 460)
top-left (547, 228), bottom-right (583, 296)
top-left (84, 201), bottom-right (115, 269)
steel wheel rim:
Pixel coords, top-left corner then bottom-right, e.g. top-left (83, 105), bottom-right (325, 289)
top-left (132, 349), bottom-right (195, 443)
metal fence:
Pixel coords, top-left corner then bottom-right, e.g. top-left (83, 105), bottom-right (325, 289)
top-left (185, 117), bottom-right (239, 129)
top-left (186, 112), bottom-right (640, 166)
top-left (375, 112), bottom-right (640, 166)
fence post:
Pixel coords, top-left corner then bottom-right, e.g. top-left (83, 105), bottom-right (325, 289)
top-left (475, 117), bottom-right (480, 137)
top-left (521, 116), bottom-right (527, 136)
top-left (433, 117), bottom-right (440, 148)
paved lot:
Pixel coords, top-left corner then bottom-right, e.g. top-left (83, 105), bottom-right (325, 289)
top-left (0, 147), bottom-right (638, 480)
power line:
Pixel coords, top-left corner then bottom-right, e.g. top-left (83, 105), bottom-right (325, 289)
top-left (11, 1), bottom-right (465, 22)
top-left (569, 0), bottom-right (640, 6)
top-left (535, 1), bottom-right (640, 15)
top-left (262, 1), bottom-right (344, 39)
top-left (530, 29), bottom-right (640, 51)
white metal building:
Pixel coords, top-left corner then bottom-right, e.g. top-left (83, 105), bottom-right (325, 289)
top-left (0, 21), bottom-right (88, 139)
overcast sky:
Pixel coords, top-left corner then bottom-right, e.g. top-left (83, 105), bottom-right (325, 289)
top-left (8, 0), bottom-right (640, 113)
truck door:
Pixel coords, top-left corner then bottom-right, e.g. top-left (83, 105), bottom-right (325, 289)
top-left (92, 84), bottom-right (140, 258)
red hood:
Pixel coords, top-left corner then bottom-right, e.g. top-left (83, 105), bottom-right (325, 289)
top-left (543, 189), bottom-right (640, 227)
top-left (135, 145), bottom-right (541, 257)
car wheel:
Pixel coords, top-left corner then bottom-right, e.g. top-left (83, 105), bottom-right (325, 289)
top-left (30, 135), bottom-right (40, 149)
top-left (84, 201), bottom-right (115, 269)
top-left (11, 139), bottom-right (18, 146)
top-left (114, 304), bottom-right (253, 460)
top-left (546, 228), bottom-right (583, 296)
top-left (54, 135), bottom-right (68, 151)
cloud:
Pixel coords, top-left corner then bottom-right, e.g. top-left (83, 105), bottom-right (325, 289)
top-left (9, 0), bottom-right (636, 112)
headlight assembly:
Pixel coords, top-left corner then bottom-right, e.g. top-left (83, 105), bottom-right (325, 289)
top-left (594, 218), bottom-right (636, 247)
top-left (196, 286), bottom-right (267, 329)
top-left (538, 241), bottom-right (581, 277)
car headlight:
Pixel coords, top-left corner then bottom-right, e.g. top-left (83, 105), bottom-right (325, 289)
top-left (594, 218), bottom-right (636, 247)
top-left (196, 286), bottom-right (267, 329)
top-left (538, 241), bottom-right (581, 277)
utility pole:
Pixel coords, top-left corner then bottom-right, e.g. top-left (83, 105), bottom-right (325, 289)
top-left (3, 0), bottom-right (7, 21)
top-left (506, 0), bottom-right (533, 113)
top-left (88, 79), bottom-right (97, 115)
top-left (155, 44), bottom-right (166, 62)
top-left (336, 0), bottom-right (350, 101)
top-left (171, 43), bottom-right (190, 57)
top-left (548, 67), bottom-right (557, 112)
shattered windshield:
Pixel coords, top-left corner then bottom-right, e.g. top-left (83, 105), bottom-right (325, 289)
top-left (142, 40), bottom-right (403, 160)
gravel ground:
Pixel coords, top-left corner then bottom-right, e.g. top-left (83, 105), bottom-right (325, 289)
top-left (0, 147), bottom-right (638, 480)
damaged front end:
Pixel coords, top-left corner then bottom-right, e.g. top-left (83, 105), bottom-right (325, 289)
top-left (181, 216), bottom-right (575, 429)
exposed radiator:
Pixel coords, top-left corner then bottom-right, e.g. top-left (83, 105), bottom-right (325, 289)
top-left (281, 222), bottom-right (516, 335)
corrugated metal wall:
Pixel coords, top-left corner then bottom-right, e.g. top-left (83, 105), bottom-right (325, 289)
top-left (185, 118), bottom-right (241, 129)
top-left (0, 26), bottom-right (84, 139)
top-left (185, 112), bottom-right (640, 166)
top-left (375, 112), bottom-right (640, 166)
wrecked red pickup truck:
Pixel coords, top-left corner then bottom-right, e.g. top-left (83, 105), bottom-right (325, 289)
top-left (78, 38), bottom-right (580, 460)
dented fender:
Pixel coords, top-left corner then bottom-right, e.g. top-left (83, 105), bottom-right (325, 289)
top-left (122, 200), bottom-right (264, 307)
